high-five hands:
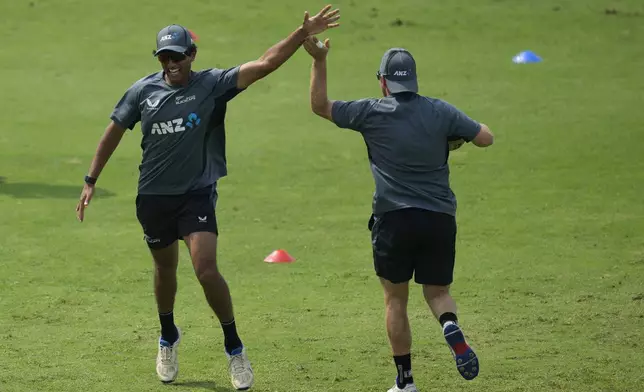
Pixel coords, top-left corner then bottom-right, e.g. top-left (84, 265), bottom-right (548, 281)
top-left (303, 36), bottom-right (331, 61)
top-left (302, 5), bottom-right (340, 36)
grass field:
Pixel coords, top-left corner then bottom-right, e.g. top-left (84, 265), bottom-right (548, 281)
top-left (2, 0), bottom-right (644, 391)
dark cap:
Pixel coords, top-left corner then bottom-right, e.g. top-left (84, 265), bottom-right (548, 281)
top-left (154, 25), bottom-right (195, 56)
top-left (377, 48), bottom-right (418, 94)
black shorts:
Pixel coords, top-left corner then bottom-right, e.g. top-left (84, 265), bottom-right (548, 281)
top-left (369, 207), bottom-right (456, 285)
top-left (135, 185), bottom-right (219, 249)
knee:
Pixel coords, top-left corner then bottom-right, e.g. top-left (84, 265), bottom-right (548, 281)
top-left (423, 285), bottom-right (450, 300)
top-left (195, 259), bottom-right (221, 285)
top-left (155, 262), bottom-right (177, 278)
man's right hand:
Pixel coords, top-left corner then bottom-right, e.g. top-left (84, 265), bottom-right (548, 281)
top-left (303, 36), bottom-right (330, 61)
top-left (302, 5), bottom-right (340, 37)
top-left (76, 183), bottom-right (95, 222)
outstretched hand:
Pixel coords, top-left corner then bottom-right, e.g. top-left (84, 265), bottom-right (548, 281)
top-left (302, 5), bottom-right (340, 36)
top-left (303, 36), bottom-right (331, 61)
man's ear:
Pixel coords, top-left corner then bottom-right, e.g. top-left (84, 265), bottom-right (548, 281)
top-left (189, 47), bottom-right (198, 63)
top-left (380, 77), bottom-right (390, 96)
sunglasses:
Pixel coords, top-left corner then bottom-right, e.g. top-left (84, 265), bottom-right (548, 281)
top-left (157, 51), bottom-right (188, 63)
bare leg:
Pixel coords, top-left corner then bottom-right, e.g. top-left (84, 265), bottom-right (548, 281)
top-left (380, 278), bottom-right (415, 389)
top-left (184, 232), bottom-right (234, 322)
top-left (150, 241), bottom-right (179, 315)
top-left (423, 284), bottom-right (479, 380)
top-left (422, 284), bottom-right (457, 323)
top-left (381, 278), bottom-right (411, 355)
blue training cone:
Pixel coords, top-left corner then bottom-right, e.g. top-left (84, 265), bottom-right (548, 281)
top-left (512, 50), bottom-right (542, 64)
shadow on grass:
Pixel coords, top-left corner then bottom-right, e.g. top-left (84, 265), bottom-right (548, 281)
top-left (169, 380), bottom-right (234, 391)
top-left (0, 177), bottom-right (116, 199)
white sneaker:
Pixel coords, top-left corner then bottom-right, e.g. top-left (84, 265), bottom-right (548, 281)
top-left (225, 346), bottom-right (254, 390)
top-left (156, 327), bottom-right (181, 383)
top-left (388, 383), bottom-right (418, 392)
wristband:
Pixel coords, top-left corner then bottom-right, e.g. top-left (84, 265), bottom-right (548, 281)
top-left (84, 175), bottom-right (97, 185)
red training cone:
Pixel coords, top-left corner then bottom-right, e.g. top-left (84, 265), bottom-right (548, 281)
top-left (264, 249), bottom-right (295, 263)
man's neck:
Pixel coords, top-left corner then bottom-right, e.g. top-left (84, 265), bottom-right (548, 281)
top-left (164, 71), bottom-right (193, 87)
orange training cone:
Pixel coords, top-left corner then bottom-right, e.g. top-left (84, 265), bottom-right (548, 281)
top-left (264, 249), bottom-right (295, 263)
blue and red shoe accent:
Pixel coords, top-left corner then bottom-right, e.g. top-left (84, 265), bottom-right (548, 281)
top-left (443, 323), bottom-right (479, 380)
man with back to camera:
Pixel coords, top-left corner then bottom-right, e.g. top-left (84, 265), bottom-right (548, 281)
top-left (301, 36), bottom-right (494, 392)
top-left (74, 6), bottom-right (340, 389)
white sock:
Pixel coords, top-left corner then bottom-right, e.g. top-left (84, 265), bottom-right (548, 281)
top-left (442, 320), bottom-right (457, 331)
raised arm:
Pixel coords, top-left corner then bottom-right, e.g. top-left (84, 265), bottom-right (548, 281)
top-left (236, 5), bottom-right (340, 90)
top-left (303, 36), bottom-right (334, 121)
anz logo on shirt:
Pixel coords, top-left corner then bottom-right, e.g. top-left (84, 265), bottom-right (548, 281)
top-left (150, 113), bottom-right (201, 135)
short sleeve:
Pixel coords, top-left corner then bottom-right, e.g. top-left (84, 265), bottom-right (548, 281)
top-left (110, 83), bottom-right (142, 130)
top-left (331, 99), bottom-right (374, 132)
top-left (443, 101), bottom-right (481, 142)
top-left (207, 66), bottom-right (244, 102)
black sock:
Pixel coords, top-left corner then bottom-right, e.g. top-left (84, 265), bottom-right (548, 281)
top-left (439, 312), bottom-right (458, 327)
top-left (159, 311), bottom-right (178, 344)
top-left (221, 319), bottom-right (243, 354)
top-left (393, 354), bottom-right (413, 388)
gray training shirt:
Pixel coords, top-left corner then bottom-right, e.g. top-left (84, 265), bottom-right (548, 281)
top-left (331, 93), bottom-right (481, 216)
top-left (110, 67), bottom-right (243, 195)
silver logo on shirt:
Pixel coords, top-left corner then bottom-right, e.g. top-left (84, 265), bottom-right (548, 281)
top-left (176, 95), bottom-right (196, 105)
top-left (146, 98), bottom-right (160, 108)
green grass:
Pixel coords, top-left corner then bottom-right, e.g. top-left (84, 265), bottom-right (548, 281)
top-left (2, 0), bottom-right (644, 391)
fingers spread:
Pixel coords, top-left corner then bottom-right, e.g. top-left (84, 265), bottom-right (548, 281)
top-left (326, 15), bottom-right (340, 24)
top-left (325, 9), bottom-right (340, 18)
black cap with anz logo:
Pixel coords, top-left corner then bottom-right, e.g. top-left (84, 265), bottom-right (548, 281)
top-left (154, 25), bottom-right (196, 56)
top-left (377, 48), bottom-right (418, 94)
